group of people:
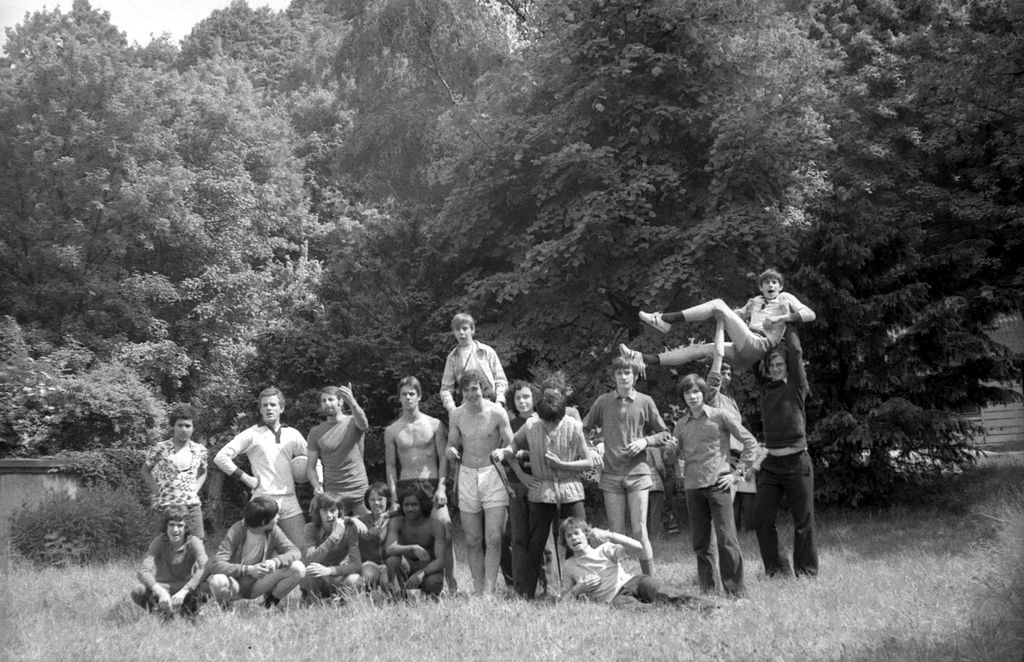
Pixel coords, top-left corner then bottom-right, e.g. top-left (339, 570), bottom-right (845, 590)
top-left (132, 268), bottom-right (820, 617)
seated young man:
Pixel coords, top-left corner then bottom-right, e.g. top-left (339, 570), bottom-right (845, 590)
top-left (130, 506), bottom-right (207, 618)
top-left (385, 487), bottom-right (447, 598)
top-left (300, 492), bottom-right (365, 602)
top-left (206, 496), bottom-right (306, 609)
top-left (558, 517), bottom-right (713, 611)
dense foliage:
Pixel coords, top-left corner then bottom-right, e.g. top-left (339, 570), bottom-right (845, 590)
top-left (1, 0), bottom-right (1020, 506)
top-left (10, 488), bottom-right (153, 565)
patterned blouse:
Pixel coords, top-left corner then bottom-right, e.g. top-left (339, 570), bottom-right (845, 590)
top-left (144, 439), bottom-right (207, 508)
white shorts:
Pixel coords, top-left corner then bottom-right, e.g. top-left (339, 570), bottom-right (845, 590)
top-left (259, 493), bottom-right (303, 520)
top-left (457, 465), bottom-right (509, 514)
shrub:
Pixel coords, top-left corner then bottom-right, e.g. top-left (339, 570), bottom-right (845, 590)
top-left (1, 356), bottom-right (166, 456)
top-left (10, 488), bottom-right (153, 566)
top-left (50, 362), bottom-right (166, 452)
top-left (56, 448), bottom-right (151, 503)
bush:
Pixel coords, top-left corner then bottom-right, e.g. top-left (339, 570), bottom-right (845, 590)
top-left (10, 488), bottom-right (153, 566)
top-left (56, 448), bottom-right (151, 503)
top-left (1, 357), bottom-right (166, 456)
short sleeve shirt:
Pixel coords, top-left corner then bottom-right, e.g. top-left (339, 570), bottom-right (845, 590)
top-left (562, 542), bottom-right (630, 604)
top-left (144, 440), bottom-right (207, 508)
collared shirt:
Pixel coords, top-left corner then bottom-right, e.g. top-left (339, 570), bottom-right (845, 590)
top-left (736, 292), bottom-right (814, 346)
top-left (583, 389), bottom-right (668, 476)
top-left (440, 340), bottom-right (508, 411)
top-left (673, 404), bottom-right (758, 490)
top-left (214, 424), bottom-right (307, 498)
top-left (144, 439), bottom-right (207, 508)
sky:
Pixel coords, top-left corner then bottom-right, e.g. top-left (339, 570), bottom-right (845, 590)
top-left (1, 0), bottom-right (293, 48)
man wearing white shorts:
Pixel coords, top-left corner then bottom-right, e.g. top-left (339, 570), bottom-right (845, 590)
top-left (445, 370), bottom-right (513, 595)
top-left (215, 387), bottom-right (308, 547)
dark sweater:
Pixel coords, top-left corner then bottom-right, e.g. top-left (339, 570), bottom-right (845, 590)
top-left (757, 326), bottom-right (809, 449)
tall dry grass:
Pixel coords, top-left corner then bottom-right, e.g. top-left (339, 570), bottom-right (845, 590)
top-left (1, 462), bottom-right (1020, 661)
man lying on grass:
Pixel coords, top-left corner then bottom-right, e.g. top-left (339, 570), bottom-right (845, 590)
top-left (558, 517), bottom-right (714, 611)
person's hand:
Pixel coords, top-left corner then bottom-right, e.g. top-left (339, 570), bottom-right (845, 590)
top-left (543, 451), bottom-right (565, 469)
top-left (306, 562), bottom-right (331, 578)
top-left (589, 528), bottom-right (612, 544)
top-left (446, 447), bottom-right (462, 462)
top-left (328, 518), bottom-right (348, 541)
top-left (170, 588), bottom-right (188, 611)
top-left (405, 571), bottom-right (425, 590)
top-left (250, 560), bottom-right (274, 578)
top-left (490, 448), bottom-right (507, 464)
top-left (716, 471), bottom-right (740, 490)
top-left (338, 384), bottom-right (357, 407)
top-left (434, 487), bottom-right (447, 507)
top-left (521, 474), bottom-right (539, 490)
top-left (624, 437), bottom-right (649, 457)
top-left (346, 516), bottom-right (368, 536)
top-left (575, 574), bottom-right (601, 595)
top-left (152, 586), bottom-right (172, 612)
top-left (241, 474), bottom-right (258, 490)
top-left (410, 545), bottom-right (431, 562)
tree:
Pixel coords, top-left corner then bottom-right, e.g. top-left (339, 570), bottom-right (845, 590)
top-left (0, 1), bottom-right (320, 410)
top-left (335, 0), bottom-right (513, 201)
top-left (426, 0), bottom-right (834, 403)
top-left (793, 0), bottom-right (1022, 504)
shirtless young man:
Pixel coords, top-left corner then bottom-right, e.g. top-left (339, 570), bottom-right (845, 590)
top-left (307, 385), bottom-right (370, 516)
top-left (385, 487), bottom-right (447, 598)
top-left (384, 376), bottom-right (456, 592)
top-left (445, 369), bottom-right (514, 596)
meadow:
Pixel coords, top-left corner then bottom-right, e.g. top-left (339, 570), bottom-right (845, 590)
top-left (1, 458), bottom-right (1021, 662)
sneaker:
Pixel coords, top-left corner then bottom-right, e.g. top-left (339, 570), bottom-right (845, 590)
top-left (639, 311), bottom-right (671, 333)
top-left (618, 344), bottom-right (647, 379)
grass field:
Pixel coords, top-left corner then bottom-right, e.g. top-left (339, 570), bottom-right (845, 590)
top-left (1, 459), bottom-right (1021, 662)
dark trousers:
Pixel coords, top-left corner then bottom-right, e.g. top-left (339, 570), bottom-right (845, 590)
top-left (520, 500), bottom-right (584, 599)
top-left (385, 556), bottom-right (443, 596)
top-left (733, 492), bottom-right (756, 532)
top-left (685, 483), bottom-right (745, 596)
top-left (501, 482), bottom-right (529, 589)
top-left (647, 489), bottom-right (665, 538)
top-left (755, 451), bottom-right (818, 577)
top-left (611, 574), bottom-right (708, 610)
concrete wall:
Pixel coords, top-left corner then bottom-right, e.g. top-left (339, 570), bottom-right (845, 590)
top-left (0, 459), bottom-right (81, 553)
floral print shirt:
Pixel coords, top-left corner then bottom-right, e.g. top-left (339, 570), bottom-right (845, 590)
top-left (144, 439), bottom-right (207, 508)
